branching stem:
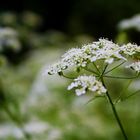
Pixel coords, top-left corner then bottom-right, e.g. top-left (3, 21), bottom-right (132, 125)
top-left (105, 61), bottom-right (126, 74)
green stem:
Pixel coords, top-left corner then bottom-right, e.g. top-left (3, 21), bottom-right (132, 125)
top-left (114, 80), bottom-right (133, 104)
top-left (93, 62), bottom-right (100, 73)
top-left (3, 105), bottom-right (31, 140)
top-left (98, 64), bottom-right (108, 80)
top-left (61, 73), bottom-right (75, 79)
top-left (101, 77), bottom-right (128, 140)
top-left (104, 75), bottom-right (138, 79)
top-left (83, 67), bottom-right (98, 75)
top-left (105, 61), bottom-right (126, 74)
top-left (121, 90), bottom-right (140, 102)
top-left (84, 95), bottom-right (105, 106)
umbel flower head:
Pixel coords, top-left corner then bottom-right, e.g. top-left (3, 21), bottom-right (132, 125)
top-left (67, 75), bottom-right (106, 96)
top-left (46, 38), bottom-right (140, 96)
top-left (46, 39), bottom-right (134, 75)
top-left (46, 38), bottom-right (140, 75)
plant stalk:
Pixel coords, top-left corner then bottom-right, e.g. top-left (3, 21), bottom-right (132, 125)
top-left (101, 77), bottom-right (128, 140)
top-left (3, 105), bottom-right (31, 140)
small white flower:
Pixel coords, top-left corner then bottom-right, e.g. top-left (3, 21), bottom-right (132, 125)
top-left (126, 61), bottom-right (140, 72)
top-left (67, 75), bottom-right (106, 96)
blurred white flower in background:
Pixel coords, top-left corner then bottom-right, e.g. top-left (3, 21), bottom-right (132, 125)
top-left (118, 14), bottom-right (140, 31)
top-left (24, 121), bottom-right (49, 134)
top-left (0, 120), bottom-right (50, 139)
top-left (47, 129), bottom-right (62, 140)
top-left (0, 124), bottom-right (23, 139)
top-left (0, 27), bottom-right (21, 52)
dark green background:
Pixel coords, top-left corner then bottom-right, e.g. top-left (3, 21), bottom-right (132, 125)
top-left (1, 0), bottom-right (140, 39)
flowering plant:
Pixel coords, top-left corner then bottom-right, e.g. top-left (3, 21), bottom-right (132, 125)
top-left (45, 38), bottom-right (140, 140)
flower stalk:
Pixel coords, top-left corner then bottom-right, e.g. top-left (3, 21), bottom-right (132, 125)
top-left (101, 77), bottom-right (128, 140)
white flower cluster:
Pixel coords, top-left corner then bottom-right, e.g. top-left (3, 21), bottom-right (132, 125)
top-left (126, 61), bottom-right (140, 73)
top-left (84, 39), bottom-right (126, 64)
top-left (67, 75), bottom-right (106, 96)
top-left (61, 48), bottom-right (89, 67)
top-left (47, 61), bottom-right (67, 75)
top-left (46, 38), bottom-right (140, 75)
top-left (121, 43), bottom-right (140, 56)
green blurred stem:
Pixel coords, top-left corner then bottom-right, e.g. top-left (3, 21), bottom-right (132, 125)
top-left (3, 105), bottom-right (31, 140)
top-left (114, 80), bottom-right (133, 104)
top-left (101, 77), bottom-right (128, 140)
top-left (121, 90), bottom-right (140, 102)
top-left (84, 95), bottom-right (105, 106)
